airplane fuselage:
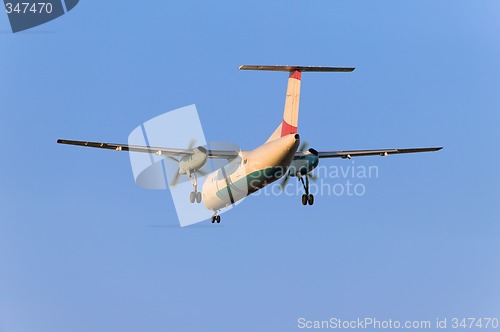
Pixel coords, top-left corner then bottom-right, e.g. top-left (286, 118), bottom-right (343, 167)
top-left (202, 134), bottom-right (300, 211)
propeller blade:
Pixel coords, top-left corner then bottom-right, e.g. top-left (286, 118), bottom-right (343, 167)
top-left (298, 141), bottom-right (309, 152)
top-left (279, 173), bottom-right (290, 190)
top-left (170, 169), bottom-right (181, 188)
top-left (166, 156), bottom-right (179, 163)
top-left (187, 138), bottom-right (197, 150)
top-left (308, 173), bottom-right (318, 181)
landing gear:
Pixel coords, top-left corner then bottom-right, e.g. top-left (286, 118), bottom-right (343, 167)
top-left (301, 194), bottom-right (314, 205)
top-left (211, 214), bottom-right (221, 224)
top-left (189, 191), bottom-right (202, 203)
top-left (188, 171), bottom-right (202, 204)
top-left (299, 175), bottom-right (314, 206)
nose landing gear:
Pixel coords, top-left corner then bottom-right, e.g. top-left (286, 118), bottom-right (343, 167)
top-left (211, 214), bottom-right (221, 224)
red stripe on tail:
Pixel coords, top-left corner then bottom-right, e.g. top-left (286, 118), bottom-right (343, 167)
top-left (289, 70), bottom-right (301, 80)
top-left (281, 120), bottom-right (298, 136)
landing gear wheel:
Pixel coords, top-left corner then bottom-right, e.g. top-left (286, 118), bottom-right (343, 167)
top-left (211, 216), bottom-right (216, 223)
top-left (189, 191), bottom-right (195, 203)
top-left (301, 194), bottom-right (308, 205)
top-left (308, 194), bottom-right (314, 205)
top-left (196, 191), bottom-right (202, 203)
top-left (216, 215), bottom-right (221, 223)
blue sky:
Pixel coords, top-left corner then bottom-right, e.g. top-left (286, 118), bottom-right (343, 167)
top-left (1, 1), bottom-right (499, 331)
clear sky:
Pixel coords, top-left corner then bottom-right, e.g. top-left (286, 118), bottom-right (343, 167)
top-left (1, 1), bottom-right (499, 331)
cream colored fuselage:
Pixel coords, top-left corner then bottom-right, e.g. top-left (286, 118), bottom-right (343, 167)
top-left (202, 134), bottom-right (300, 211)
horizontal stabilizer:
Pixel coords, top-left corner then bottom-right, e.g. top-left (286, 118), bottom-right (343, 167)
top-left (238, 65), bottom-right (355, 72)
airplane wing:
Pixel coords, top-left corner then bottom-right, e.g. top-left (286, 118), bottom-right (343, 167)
top-left (311, 147), bottom-right (442, 159)
top-left (57, 139), bottom-right (240, 159)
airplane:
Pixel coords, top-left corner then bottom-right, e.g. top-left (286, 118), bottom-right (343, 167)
top-left (57, 65), bottom-right (442, 224)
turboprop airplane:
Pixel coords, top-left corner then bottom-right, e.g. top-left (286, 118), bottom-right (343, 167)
top-left (57, 65), bottom-right (442, 223)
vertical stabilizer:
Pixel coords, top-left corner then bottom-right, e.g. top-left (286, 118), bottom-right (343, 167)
top-left (281, 70), bottom-right (301, 137)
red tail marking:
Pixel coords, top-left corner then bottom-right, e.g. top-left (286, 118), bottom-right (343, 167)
top-left (289, 70), bottom-right (301, 80)
top-left (281, 120), bottom-right (298, 136)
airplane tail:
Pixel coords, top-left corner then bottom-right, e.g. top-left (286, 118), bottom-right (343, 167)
top-left (238, 65), bottom-right (355, 143)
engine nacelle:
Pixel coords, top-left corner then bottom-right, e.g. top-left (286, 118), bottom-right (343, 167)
top-left (178, 146), bottom-right (208, 174)
top-left (288, 148), bottom-right (319, 177)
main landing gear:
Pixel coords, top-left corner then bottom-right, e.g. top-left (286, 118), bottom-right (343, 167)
top-left (211, 214), bottom-right (221, 224)
top-left (299, 175), bottom-right (314, 206)
top-left (188, 171), bottom-right (202, 204)
top-left (189, 191), bottom-right (202, 204)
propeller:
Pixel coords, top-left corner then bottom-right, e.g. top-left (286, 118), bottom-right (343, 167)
top-left (169, 162), bottom-right (183, 188)
top-left (187, 138), bottom-right (197, 150)
top-left (279, 141), bottom-right (318, 189)
top-left (279, 171), bottom-right (291, 190)
top-left (298, 141), bottom-right (309, 153)
top-left (168, 139), bottom-right (208, 188)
